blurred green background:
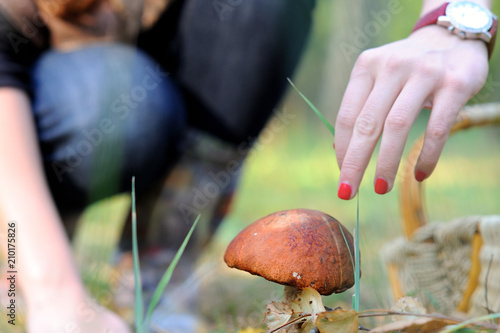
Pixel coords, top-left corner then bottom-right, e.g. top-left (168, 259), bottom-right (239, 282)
top-left (3, 0), bottom-right (500, 332)
top-left (208, 0), bottom-right (500, 329)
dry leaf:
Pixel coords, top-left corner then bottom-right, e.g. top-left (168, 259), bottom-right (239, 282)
top-left (265, 301), bottom-right (293, 331)
top-left (391, 296), bottom-right (427, 322)
top-left (265, 288), bottom-right (326, 333)
top-left (316, 309), bottom-right (359, 333)
top-left (370, 317), bottom-right (448, 333)
top-left (300, 319), bottom-right (316, 333)
top-left (290, 288), bottom-right (326, 332)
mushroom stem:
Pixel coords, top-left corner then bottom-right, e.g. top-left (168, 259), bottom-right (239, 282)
top-left (284, 285), bottom-right (299, 303)
top-left (279, 287), bottom-right (326, 332)
top-left (284, 286), bottom-right (326, 313)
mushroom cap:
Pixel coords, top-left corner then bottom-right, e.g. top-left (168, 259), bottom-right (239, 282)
top-left (224, 209), bottom-right (357, 295)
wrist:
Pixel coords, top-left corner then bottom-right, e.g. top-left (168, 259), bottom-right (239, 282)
top-left (414, 1), bottom-right (497, 58)
top-left (413, 24), bottom-right (488, 52)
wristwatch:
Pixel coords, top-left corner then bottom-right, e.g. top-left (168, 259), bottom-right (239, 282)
top-left (412, 1), bottom-right (498, 58)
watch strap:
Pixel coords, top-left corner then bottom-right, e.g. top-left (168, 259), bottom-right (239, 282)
top-left (412, 2), bottom-right (497, 59)
top-left (412, 2), bottom-right (448, 33)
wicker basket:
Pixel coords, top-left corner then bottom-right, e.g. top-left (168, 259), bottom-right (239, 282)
top-left (382, 103), bottom-right (500, 316)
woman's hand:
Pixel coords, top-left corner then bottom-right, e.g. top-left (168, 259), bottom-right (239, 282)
top-left (27, 293), bottom-right (131, 333)
top-left (335, 25), bottom-right (489, 199)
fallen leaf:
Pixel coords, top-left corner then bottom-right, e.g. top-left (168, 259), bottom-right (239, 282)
top-left (266, 315), bottom-right (308, 333)
top-left (316, 309), bottom-right (359, 333)
top-left (369, 317), bottom-right (448, 333)
top-left (266, 288), bottom-right (327, 333)
top-left (265, 301), bottom-right (293, 331)
top-left (299, 319), bottom-right (316, 333)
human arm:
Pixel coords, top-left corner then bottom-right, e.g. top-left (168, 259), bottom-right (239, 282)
top-left (0, 88), bottom-right (130, 332)
top-left (0, 2), bottom-right (130, 329)
top-left (334, 0), bottom-right (492, 199)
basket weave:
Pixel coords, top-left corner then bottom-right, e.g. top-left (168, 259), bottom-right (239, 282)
top-left (382, 103), bottom-right (500, 316)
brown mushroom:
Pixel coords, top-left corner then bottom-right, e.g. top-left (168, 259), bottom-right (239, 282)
top-left (224, 208), bottom-right (358, 305)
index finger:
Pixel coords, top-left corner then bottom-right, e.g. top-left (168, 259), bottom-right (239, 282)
top-left (335, 65), bottom-right (374, 170)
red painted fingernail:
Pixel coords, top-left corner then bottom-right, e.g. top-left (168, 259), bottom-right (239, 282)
top-left (332, 142), bottom-right (336, 150)
top-left (415, 170), bottom-right (427, 182)
top-left (338, 182), bottom-right (352, 200)
top-left (375, 177), bottom-right (388, 195)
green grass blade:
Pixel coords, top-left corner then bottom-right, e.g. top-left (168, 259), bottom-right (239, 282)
top-left (354, 193), bottom-right (360, 312)
top-left (143, 214), bottom-right (201, 329)
top-left (131, 177), bottom-right (144, 333)
top-left (287, 78), bottom-right (335, 137)
top-left (440, 313), bottom-right (500, 333)
top-left (338, 222), bottom-right (355, 278)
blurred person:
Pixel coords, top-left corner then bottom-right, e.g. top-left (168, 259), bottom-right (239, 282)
top-left (0, 0), bottom-right (315, 331)
top-left (0, 0), bottom-right (496, 332)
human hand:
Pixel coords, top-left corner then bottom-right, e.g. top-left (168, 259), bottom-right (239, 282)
top-left (334, 25), bottom-right (489, 200)
top-left (27, 293), bottom-right (131, 333)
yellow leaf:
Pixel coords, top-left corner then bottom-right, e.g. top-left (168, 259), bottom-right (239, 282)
top-left (316, 309), bottom-right (359, 333)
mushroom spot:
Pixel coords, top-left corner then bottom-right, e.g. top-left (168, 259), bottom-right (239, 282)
top-left (293, 272), bottom-right (298, 277)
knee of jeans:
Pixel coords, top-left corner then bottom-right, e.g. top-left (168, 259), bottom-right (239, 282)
top-left (33, 44), bottom-right (186, 206)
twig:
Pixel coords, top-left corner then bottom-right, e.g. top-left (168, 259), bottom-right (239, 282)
top-left (266, 309), bottom-right (499, 332)
top-left (265, 314), bottom-right (311, 333)
top-left (440, 313), bottom-right (500, 333)
top-left (357, 309), bottom-right (498, 330)
top-left (358, 310), bottom-right (457, 321)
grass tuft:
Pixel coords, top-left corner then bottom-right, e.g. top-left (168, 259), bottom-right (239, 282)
top-left (143, 214), bottom-right (200, 328)
top-left (131, 177), bottom-right (200, 331)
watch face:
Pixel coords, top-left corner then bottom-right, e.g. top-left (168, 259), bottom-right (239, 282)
top-left (446, 1), bottom-right (493, 32)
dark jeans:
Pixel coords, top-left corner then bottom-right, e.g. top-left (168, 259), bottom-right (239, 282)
top-left (31, 0), bottom-right (315, 223)
top-left (32, 44), bottom-right (186, 218)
